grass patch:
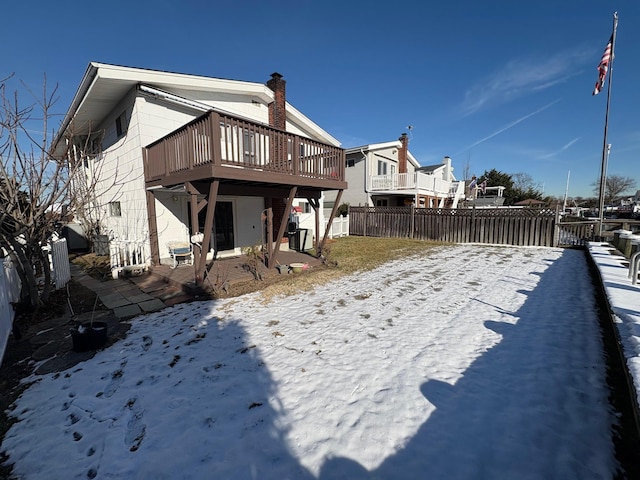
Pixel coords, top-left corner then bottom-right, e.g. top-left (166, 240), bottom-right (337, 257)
top-left (323, 236), bottom-right (446, 274)
top-left (257, 236), bottom-right (445, 302)
top-left (70, 253), bottom-right (111, 280)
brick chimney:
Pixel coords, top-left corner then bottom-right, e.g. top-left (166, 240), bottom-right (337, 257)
top-left (398, 133), bottom-right (409, 174)
top-left (266, 72), bottom-right (288, 244)
top-left (267, 72), bottom-right (286, 130)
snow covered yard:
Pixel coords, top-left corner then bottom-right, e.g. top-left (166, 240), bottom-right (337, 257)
top-left (1, 244), bottom-right (621, 479)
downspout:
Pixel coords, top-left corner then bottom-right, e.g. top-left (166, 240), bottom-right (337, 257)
top-left (361, 148), bottom-right (369, 206)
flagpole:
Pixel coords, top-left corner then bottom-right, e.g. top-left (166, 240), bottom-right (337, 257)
top-left (597, 11), bottom-right (618, 238)
top-left (562, 170), bottom-right (570, 214)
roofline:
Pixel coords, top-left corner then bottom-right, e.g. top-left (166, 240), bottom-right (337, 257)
top-left (53, 62), bottom-right (99, 150)
top-left (345, 140), bottom-right (420, 168)
top-left (53, 62), bottom-right (340, 150)
top-left (53, 62), bottom-right (276, 150)
top-left (344, 140), bottom-right (402, 154)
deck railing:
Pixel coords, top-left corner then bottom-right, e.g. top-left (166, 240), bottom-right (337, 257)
top-left (369, 172), bottom-right (453, 195)
top-left (145, 111), bottom-right (345, 183)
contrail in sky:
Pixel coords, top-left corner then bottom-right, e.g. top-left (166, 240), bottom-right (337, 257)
top-left (454, 99), bottom-right (561, 156)
top-left (540, 136), bottom-right (580, 159)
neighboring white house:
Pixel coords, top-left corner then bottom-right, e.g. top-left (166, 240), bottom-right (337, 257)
top-left (52, 63), bottom-right (346, 279)
top-left (324, 134), bottom-right (465, 212)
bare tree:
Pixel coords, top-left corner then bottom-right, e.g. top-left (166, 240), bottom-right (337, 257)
top-left (0, 75), bottom-right (108, 308)
top-left (592, 174), bottom-right (637, 205)
top-left (511, 172), bottom-right (542, 193)
top-left (462, 156), bottom-right (471, 181)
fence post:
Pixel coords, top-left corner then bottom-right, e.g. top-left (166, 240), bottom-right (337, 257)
top-left (471, 205), bottom-right (476, 242)
top-left (410, 206), bottom-right (415, 239)
top-left (364, 207), bottom-right (368, 237)
top-left (553, 205), bottom-right (560, 247)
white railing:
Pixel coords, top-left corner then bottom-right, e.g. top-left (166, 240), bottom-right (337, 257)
top-left (449, 181), bottom-right (466, 208)
top-left (369, 172), bottom-right (453, 196)
top-left (416, 174), bottom-right (449, 193)
top-left (297, 213), bottom-right (350, 244)
top-left (326, 215), bottom-right (349, 238)
top-left (370, 173), bottom-right (416, 191)
top-left (109, 237), bottom-right (150, 278)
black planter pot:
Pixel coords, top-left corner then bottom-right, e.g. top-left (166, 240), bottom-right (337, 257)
top-left (71, 322), bottom-right (108, 352)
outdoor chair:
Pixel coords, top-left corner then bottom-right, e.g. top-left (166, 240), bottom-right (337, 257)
top-left (167, 241), bottom-right (193, 269)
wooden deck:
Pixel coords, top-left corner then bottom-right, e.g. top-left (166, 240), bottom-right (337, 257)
top-left (129, 249), bottom-right (323, 297)
top-left (144, 110), bottom-right (346, 191)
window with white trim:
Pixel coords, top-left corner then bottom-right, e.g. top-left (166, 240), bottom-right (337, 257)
top-left (109, 201), bottom-right (122, 217)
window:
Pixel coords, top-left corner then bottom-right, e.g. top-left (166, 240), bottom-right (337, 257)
top-left (346, 158), bottom-right (355, 168)
top-left (109, 201), bottom-right (122, 217)
top-left (242, 129), bottom-right (256, 163)
top-left (301, 201), bottom-right (311, 214)
top-left (377, 160), bottom-right (387, 175)
top-left (115, 111), bottom-right (126, 137)
top-left (391, 164), bottom-right (396, 175)
top-left (375, 198), bottom-right (388, 207)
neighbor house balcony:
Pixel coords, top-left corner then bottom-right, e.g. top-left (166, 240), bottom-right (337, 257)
top-left (369, 172), bottom-right (453, 197)
top-left (144, 110), bottom-right (346, 191)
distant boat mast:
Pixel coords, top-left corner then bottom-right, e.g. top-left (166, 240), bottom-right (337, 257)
top-left (562, 170), bottom-right (570, 213)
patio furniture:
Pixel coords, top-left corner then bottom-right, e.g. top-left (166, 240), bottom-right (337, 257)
top-left (167, 241), bottom-right (193, 269)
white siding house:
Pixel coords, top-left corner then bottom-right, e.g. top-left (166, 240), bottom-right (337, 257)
top-left (53, 63), bottom-right (346, 281)
top-left (324, 134), bottom-right (465, 212)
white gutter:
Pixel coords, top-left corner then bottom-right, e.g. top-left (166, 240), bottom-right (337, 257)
top-left (138, 84), bottom-right (211, 112)
top-left (52, 63), bottom-right (100, 153)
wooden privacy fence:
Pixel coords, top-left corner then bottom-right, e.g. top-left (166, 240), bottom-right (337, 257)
top-left (349, 207), bottom-right (598, 247)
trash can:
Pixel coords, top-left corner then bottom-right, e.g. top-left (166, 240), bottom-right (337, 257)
top-left (288, 230), bottom-right (300, 251)
top-left (93, 235), bottom-right (109, 256)
top-left (289, 228), bottom-right (312, 252)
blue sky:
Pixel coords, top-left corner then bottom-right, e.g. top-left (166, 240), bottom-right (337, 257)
top-left (3, 0), bottom-right (638, 198)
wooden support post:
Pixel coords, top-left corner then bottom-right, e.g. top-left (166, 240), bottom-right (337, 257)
top-left (268, 187), bottom-right (297, 268)
top-left (264, 208), bottom-right (273, 265)
top-left (320, 190), bottom-right (343, 255)
top-left (309, 198), bottom-right (320, 252)
top-left (199, 180), bottom-right (219, 284)
top-left (145, 189), bottom-right (159, 264)
top-left (187, 182), bottom-right (201, 270)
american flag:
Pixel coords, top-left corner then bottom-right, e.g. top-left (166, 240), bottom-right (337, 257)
top-left (593, 35), bottom-right (613, 96)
